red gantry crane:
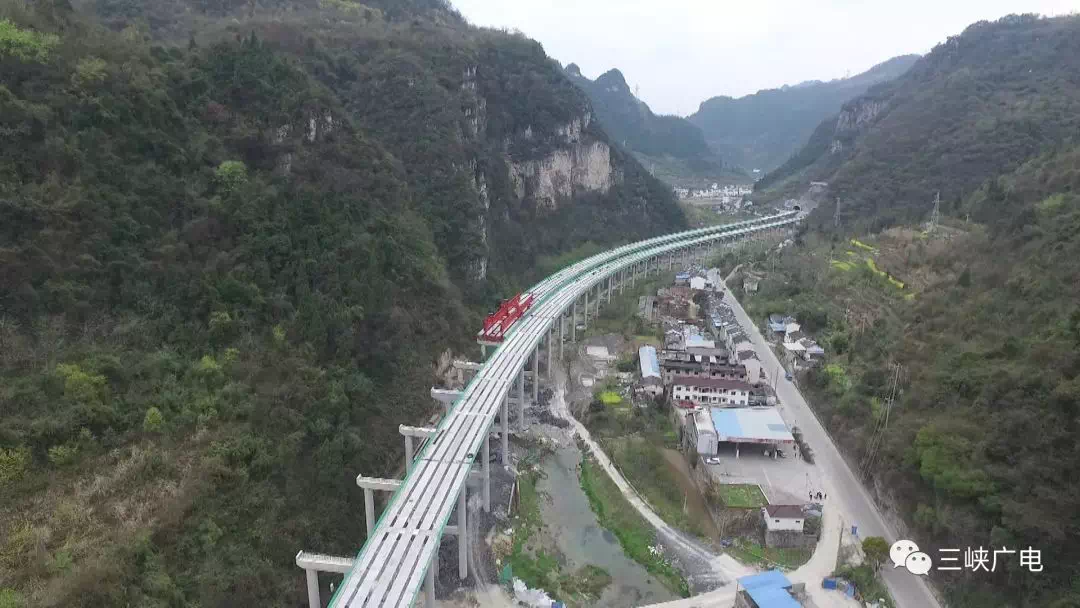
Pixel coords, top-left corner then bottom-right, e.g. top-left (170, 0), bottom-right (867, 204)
top-left (477, 293), bottom-right (535, 344)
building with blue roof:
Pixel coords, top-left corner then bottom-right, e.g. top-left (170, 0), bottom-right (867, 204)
top-left (736, 569), bottom-right (802, 608)
top-left (710, 407), bottom-right (794, 459)
top-left (637, 345), bottom-right (663, 397)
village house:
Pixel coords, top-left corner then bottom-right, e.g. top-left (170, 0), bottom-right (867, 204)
top-left (763, 504), bottom-right (805, 532)
top-left (762, 504), bottom-right (817, 550)
top-left (637, 345), bottom-right (664, 398)
top-left (670, 376), bottom-right (752, 407)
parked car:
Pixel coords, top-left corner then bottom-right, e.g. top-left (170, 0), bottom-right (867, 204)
top-left (704, 456), bottom-right (721, 465)
top-left (785, 371), bottom-right (793, 381)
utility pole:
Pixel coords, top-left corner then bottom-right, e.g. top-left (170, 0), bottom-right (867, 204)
top-left (834, 197), bottom-right (841, 230)
top-left (836, 514), bottom-right (845, 571)
top-left (928, 191), bottom-right (940, 233)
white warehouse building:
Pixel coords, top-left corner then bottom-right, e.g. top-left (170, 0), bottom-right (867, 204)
top-left (686, 408), bottom-right (718, 456)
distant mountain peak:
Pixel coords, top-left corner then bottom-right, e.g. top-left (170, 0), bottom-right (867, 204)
top-left (563, 62), bottom-right (729, 185)
top-left (595, 68), bottom-right (630, 92)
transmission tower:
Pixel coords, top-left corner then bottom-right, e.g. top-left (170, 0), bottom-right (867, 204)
top-left (927, 191), bottom-right (941, 233)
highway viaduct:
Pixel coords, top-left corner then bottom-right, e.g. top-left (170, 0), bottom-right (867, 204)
top-left (295, 211), bottom-right (801, 608)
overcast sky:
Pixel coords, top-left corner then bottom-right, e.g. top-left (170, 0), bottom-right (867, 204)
top-left (450, 0), bottom-right (1076, 116)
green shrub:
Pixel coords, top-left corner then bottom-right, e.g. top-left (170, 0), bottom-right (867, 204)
top-left (47, 444), bottom-right (78, 467)
top-left (0, 447), bottom-right (30, 485)
top-left (214, 160), bottom-right (247, 194)
top-left (0, 19), bottom-right (59, 62)
top-left (143, 407), bottom-right (164, 433)
top-left (0, 588), bottom-right (25, 608)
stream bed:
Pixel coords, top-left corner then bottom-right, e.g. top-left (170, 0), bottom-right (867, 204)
top-left (534, 440), bottom-right (678, 607)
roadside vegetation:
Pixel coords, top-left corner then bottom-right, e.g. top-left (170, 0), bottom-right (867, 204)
top-left (604, 437), bottom-right (703, 538)
top-left (728, 539), bottom-right (812, 570)
top-left (680, 203), bottom-right (758, 228)
top-left (579, 455), bottom-right (690, 598)
top-left (744, 143), bottom-right (1080, 605)
top-left (584, 272), bottom-right (670, 340)
top-left (708, 483), bottom-right (767, 509)
top-left (834, 565), bottom-right (894, 608)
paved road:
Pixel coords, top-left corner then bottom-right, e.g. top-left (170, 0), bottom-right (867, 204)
top-left (720, 280), bottom-right (943, 608)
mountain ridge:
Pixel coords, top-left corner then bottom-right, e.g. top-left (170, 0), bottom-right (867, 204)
top-left (744, 13), bottom-right (1080, 607)
top-left (564, 63), bottom-right (743, 188)
top-left (0, 1), bottom-right (684, 605)
top-left (689, 54), bottom-right (919, 172)
top-left (758, 13), bottom-right (1080, 233)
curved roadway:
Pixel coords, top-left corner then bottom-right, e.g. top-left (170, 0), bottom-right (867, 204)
top-left (328, 212), bottom-right (800, 607)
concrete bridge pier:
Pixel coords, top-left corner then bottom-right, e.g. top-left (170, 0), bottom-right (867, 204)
top-left (482, 431), bottom-right (490, 512)
top-left (501, 394), bottom-right (509, 466)
top-left (425, 547), bottom-right (437, 607)
top-left (572, 301), bottom-right (577, 342)
top-left (531, 348), bottom-right (539, 403)
top-left (430, 388), bottom-right (462, 413)
top-left (451, 360), bottom-right (482, 387)
top-left (518, 369), bottom-right (525, 430)
top-left (295, 552), bottom-right (355, 608)
top-left (306, 568), bottom-right (319, 608)
top-left (559, 314), bottom-right (565, 359)
top-left (583, 290), bottom-right (589, 327)
top-left (457, 486), bottom-right (468, 580)
top-left (546, 325), bottom-right (553, 379)
top-left (357, 476), bottom-right (404, 537)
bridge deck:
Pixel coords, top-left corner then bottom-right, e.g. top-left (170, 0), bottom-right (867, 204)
top-left (329, 213), bottom-right (798, 607)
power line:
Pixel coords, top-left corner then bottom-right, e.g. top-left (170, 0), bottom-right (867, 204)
top-left (860, 363), bottom-right (902, 478)
top-left (927, 191), bottom-right (941, 233)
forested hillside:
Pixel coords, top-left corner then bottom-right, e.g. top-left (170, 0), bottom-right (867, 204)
top-left (759, 14), bottom-right (1080, 232)
top-left (0, 1), bottom-right (683, 605)
top-left (689, 55), bottom-right (917, 173)
top-left (564, 64), bottom-right (741, 188)
top-left (742, 13), bottom-right (1080, 608)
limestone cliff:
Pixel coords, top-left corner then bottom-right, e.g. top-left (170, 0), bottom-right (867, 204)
top-left (835, 98), bottom-right (887, 134)
top-left (507, 115), bottom-right (615, 211)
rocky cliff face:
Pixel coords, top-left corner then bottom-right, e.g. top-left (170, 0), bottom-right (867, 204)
top-left (507, 115), bottom-right (615, 211)
top-left (835, 98), bottom-right (887, 133)
top-left (509, 138), bottom-right (614, 210)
